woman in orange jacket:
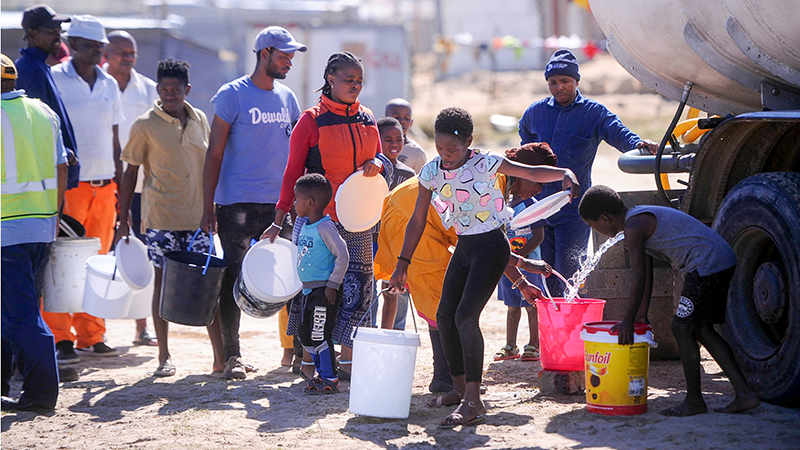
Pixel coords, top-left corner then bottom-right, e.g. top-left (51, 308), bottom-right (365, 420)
top-left (264, 52), bottom-right (389, 382)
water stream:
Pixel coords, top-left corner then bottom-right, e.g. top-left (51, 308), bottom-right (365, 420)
top-left (563, 231), bottom-right (625, 302)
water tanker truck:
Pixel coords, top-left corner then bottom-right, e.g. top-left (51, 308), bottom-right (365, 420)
top-left (587, 0), bottom-right (800, 406)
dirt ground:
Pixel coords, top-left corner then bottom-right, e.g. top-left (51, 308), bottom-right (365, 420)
top-left (3, 54), bottom-right (799, 449)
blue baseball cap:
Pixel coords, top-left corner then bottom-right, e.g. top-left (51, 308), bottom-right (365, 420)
top-left (253, 26), bottom-right (307, 53)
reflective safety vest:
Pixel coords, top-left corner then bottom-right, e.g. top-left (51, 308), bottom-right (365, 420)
top-left (1, 95), bottom-right (59, 221)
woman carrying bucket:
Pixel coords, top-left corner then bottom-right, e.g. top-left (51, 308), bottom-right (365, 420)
top-left (264, 51), bottom-right (391, 381)
top-left (388, 107), bottom-right (579, 428)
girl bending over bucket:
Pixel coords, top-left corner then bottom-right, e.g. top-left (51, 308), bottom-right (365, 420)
top-left (388, 107), bottom-right (579, 428)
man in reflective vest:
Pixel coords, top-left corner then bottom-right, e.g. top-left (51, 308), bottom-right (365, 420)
top-left (1, 54), bottom-right (68, 413)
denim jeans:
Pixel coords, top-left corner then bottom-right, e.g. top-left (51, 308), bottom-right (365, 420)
top-left (1, 242), bottom-right (59, 407)
top-left (216, 203), bottom-right (291, 360)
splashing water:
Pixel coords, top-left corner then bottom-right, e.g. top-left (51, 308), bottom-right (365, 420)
top-left (564, 231), bottom-right (625, 302)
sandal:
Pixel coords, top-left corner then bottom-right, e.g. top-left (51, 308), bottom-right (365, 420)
top-left (154, 361), bottom-right (176, 377)
top-left (133, 328), bottom-right (158, 347)
top-left (520, 345), bottom-right (541, 362)
top-left (493, 345), bottom-right (519, 361)
top-left (438, 400), bottom-right (485, 429)
top-left (427, 389), bottom-right (463, 408)
top-left (304, 377), bottom-right (339, 395)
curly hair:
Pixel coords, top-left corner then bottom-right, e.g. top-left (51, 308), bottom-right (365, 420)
top-left (157, 58), bottom-right (190, 86)
top-left (578, 185), bottom-right (626, 221)
top-left (317, 51), bottom-right (363, 99)
top-left (505, 142), bottom-right (557, 166)
top-left (295, 173), bottom-right (333, 207)
top-left (434, 107), bottom-right (473, 143)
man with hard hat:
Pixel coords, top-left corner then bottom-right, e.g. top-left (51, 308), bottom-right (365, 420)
top-left (48, 15), bottom-right (123, 364)
top-left (14, 4), bottom-right (79, 188)
top-left (1, 54), bottom-right (68, 413)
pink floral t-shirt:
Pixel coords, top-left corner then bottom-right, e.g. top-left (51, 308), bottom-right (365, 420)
top-left (417, 149), bottom-right (512, 235)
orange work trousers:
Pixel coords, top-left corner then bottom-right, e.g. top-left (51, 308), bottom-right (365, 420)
top-left (42, 181), bottom-right (117, 347)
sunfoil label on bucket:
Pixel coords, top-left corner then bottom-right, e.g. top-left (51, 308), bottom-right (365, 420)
top-left (584, 341), bottom-right (649, 415)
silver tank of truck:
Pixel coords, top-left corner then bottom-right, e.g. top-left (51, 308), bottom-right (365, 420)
top-left (588, 0), bottom-right (800, 115)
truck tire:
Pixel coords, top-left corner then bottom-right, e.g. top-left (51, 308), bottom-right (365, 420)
top-left (713, 172), bottom-right (800, 406)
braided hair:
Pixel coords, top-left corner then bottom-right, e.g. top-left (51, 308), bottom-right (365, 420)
top-left (317, 51), bottom-right (363, 98)
top-left (434, 107), bottom-right (473, 143)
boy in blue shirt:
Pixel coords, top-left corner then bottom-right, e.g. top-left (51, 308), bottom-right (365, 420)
top-left (295, 174), bottom-right (349, 394)
top-left (494, 143), bottom-right (554, 362)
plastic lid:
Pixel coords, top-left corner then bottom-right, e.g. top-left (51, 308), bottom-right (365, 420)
top-left (351, 327), bottom-right (421, 347)
top-left (240, 238), bottom-right (302, 302)
top-left (114, 236), bottom-right (153, 290)
top-left (85, 255), bottom-right (122, 280)
top-left (53, 237), bottom-right (101, 248)
top-left (581, 321), bottom-right (658, 347)
top-left (510, 190), bottom-right (570, 229)
top-left (335, 170), bottom-right (390, 232)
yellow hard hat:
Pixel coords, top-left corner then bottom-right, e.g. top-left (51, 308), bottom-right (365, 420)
top-left (1, 54), bottom-right (18, 80)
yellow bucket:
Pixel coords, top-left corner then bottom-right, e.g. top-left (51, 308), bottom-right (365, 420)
top-left (580, 321), bottom-right (657, 415)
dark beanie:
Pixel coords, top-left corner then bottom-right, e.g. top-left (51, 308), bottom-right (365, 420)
top-left (544, 49), bottom-right (580, 81)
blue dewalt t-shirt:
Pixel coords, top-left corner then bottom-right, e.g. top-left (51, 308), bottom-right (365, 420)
top-left (211, 76), bottom-right (301, 205)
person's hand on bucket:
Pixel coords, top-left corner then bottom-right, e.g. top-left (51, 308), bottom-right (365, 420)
top-left (611, 319), bottom-right (635, 345)
top-left (387, 264), bottom-right (408, 294)
top-left (199, 209), bottom-right (217, 235)
top-left (359, 158), bottom-right (382, 177)
top-left (113, 222), bottom-right (131, 247)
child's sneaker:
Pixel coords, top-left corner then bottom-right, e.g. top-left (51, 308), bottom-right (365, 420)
top-left (304, 376), bottom-right (339, 395)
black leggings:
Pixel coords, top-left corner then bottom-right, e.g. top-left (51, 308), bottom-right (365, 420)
top-left (436, 228), bottom-right (510, 383)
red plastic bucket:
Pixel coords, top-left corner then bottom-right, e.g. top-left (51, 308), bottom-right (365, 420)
top-left (535, 298), bottom-right (605, 371)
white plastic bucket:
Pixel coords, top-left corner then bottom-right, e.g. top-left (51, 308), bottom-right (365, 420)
top-left (82, 255), bottom-right (134, 319)
top-left (43, 237), bottom-right (101, 313)
top-left (123, 278), bottom-right (154, 319)
top-left (349, 327), bottom-right (421, 419)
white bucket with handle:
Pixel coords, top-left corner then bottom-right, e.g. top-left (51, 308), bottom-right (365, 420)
top-left (43, 237), bottom-right (101, 313)
top-left (349, 289), bottom-right (421, 419)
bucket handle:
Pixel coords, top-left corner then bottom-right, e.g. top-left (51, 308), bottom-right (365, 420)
top-left (352, 287), bottom-right (418, 339)
top-left (187, 228), bottom-right (215, 276)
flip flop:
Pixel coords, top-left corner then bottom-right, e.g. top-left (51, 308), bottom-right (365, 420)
top-left (154, 362), bottom-right (176, 377)
top-left (438, 400), bottom-right (485, 429)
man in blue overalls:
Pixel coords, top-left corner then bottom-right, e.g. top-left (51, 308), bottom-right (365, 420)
top-left (1, 54), bottom-right (68, 413)
top-left (519, 49), bottom-right (657, 295)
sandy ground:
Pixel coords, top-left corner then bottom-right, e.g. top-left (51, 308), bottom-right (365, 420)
top-left (3, 54), bottom-right (799, 448)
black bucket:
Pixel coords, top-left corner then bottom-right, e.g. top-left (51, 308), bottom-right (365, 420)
top-left (159, 230), bottom-right (227, 326)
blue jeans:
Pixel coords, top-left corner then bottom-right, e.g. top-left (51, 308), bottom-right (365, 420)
top-left (1, 242), bottom-right (59, 407)
top-left (539, 209), bottom-right (590, 297)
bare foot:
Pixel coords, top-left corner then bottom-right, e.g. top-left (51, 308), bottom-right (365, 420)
top-left (659, 400), bottom-right (708, 417)
top-left (427, 389), bottom-right (463, 408)
top-left (281, 349), bottom-right (293, 367)
top-left (715, 392), bottom-right (761, 414)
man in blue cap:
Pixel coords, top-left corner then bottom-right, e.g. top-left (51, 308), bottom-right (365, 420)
top-left (519, 49), bottom-right (657, 296)
top-left (201, 26), bottom-right (305, 380)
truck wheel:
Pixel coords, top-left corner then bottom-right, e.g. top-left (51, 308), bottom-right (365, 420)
top-left (713, 172), bottom-right (800, 406)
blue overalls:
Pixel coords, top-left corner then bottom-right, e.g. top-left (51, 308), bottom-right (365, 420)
top-left (519, 90), bottom-right (640, 295)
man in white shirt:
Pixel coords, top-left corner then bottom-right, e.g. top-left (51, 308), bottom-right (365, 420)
top-left (47, 15), bottom-right (122, 363)
top-left (103, 30), bottom-right (159, 347)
